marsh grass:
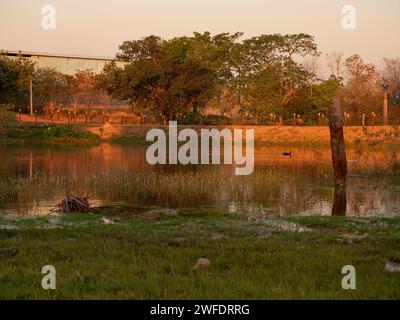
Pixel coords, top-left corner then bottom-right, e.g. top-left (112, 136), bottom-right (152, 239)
top-left (2, 161), bottom-right (400, 216)
top-left (0, 167), bottom-right (321, 212)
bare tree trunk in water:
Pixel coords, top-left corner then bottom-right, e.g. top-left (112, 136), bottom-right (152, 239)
top-left (329, 96), bottom-right (348, 216)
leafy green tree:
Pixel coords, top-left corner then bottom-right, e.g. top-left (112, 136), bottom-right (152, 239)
top-left (116, 35), bottom-right (163, 63)
top-left (99, 34), bottom-right (225, 122)
top-left (0, 56), bottom-right (35, 109)
top-left (0, 103), bottom-right (17, 129)
top-left (231, 34), bottom-right (319, 119)
top-left (288, 76), bottom-right (341, 122)
top-left (310, 77), bottom-right (341, 114)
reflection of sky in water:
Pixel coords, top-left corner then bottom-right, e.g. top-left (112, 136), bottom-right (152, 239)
top-left (0, 143), bottom-right (399, 216)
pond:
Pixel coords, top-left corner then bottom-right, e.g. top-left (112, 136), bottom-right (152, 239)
top-left (0, 142), bottom-right (399, 216)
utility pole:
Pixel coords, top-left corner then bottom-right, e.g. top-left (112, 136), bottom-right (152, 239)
top-left (29, 76), bottom-right (33, 116)
top-left (383, 84), bottom-right (389, 126)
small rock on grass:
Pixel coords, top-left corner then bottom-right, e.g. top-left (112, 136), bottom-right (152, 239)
top-left (193, 258), bottom-right (211, 270)
top-left (143, 210), bottom-right (160, 219)
top-left (385, 261), bottom-right (400, 273)
top-left (341, 232), bottom-right (368, 240)
top-left (102, 217), bottom-right (115, 225)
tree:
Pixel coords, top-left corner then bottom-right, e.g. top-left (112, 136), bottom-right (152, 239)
top-left (33, 67), bottom-right (69, 107)
top-left (382, 58), bottom-right (400, 105)
top-left (311, 77), bottom-right (341, 113)
top-left (302, 56), bottom-right (322, 85)
top-left (70, 69), bottom-right (103, 111)
top-left (288, 76), bottom-right (341, 122)
top-left (0, 56), bottom-right (35, 109)
top-left (341, 54), bottom-right (380, 121)
top-left (326, 51), bottom-right (346, 80)
top-left (98, 34), bottom-right (224, 122)
top-left (0, 103), bottom-right (17, 129)
top-left (234, 34), bottom-right (319, 119)
top-left (116, 35), bottom-right (162, 63)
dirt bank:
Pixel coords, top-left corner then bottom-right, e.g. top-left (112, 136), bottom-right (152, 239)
top-left (11, 118), bottom-right (400, 145)
top-left (94, 124), bottom-right (400, 145)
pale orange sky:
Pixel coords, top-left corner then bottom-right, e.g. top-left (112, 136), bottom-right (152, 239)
top-left (1, 0), bottom-right (399, 68)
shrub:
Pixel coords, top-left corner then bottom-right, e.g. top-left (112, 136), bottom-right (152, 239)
top-left (393, 161), bottom-right (400, 176)
top-left (43, 126), bottom-right (97, 140)
top-left (0, 104), bottom-right (18, 129)
top-left (178, 112), bottom-right (231, 125)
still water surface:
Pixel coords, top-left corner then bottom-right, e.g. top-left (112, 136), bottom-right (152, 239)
top-left (0, 143), bottom-right (399, 216)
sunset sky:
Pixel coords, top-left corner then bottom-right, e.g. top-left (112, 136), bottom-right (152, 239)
top-left (1, 0), bottom-right (399, 68)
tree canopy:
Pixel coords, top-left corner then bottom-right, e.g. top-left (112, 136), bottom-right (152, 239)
top-left (97, 32), bottom-right (327, 122)
top-left (0, 56), bottom-right (35, 109)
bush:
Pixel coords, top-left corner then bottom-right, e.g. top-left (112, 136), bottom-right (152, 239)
top-left (202, 114), bottom-right (230, 125)
top-left (0, 104), bottom-right (17, 129)
top-left (177, 112), bottom-right (202, 125)
top-left (178, 112), bottom-right (231, 125)
top-left (43, 126), bottom-right (96, 140)
top-left (3, 123), bottom-right (99, 144)
top-left (393, 161), bottom-right (400, 176)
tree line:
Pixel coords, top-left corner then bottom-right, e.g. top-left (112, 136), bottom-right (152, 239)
top-left (0, 57), bottom-right (108, 113)
top-left (1, 32), bottom-right (400, 125)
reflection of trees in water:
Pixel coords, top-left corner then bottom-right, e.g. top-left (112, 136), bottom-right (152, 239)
top-left (347, 183), bottom-right (400, 216)
top-left (1, 143), bottom-right (399, 177)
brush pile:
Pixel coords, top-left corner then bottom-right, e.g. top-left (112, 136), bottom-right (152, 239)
top-left (50, 196), bottom-right (91, 215)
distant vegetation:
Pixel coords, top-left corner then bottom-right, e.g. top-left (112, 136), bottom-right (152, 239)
top-left (1, 123), bottom-right (99, 145)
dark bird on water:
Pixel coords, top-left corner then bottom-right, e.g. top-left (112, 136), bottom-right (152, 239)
top-left (283, 151), bottom-right (292, 157)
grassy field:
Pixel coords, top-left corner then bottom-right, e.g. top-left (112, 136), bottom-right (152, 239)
top-left (1, 207), bottom-right (400, 299)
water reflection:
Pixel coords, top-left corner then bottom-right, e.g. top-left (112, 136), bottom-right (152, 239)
top-left (0, 143), bottom-right (399, 216)
top-left (332, 186), bottom-right (347, 216)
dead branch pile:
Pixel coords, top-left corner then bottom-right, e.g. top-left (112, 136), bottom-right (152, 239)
top-left (50, 196), bottom-right (91, 215)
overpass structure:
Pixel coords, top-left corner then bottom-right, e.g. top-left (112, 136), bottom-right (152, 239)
top-left (1, 50), bottom-right (128, 115)
top-left (0, 50), bottom-right (127, 75)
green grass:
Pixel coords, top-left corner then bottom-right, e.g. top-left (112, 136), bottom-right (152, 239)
top-left (1, 124), bottom-right (100, 145)
top-left (1, 208), bottom-right (400, 299)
